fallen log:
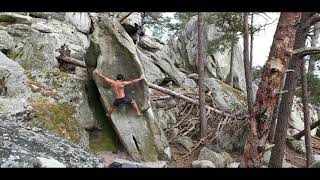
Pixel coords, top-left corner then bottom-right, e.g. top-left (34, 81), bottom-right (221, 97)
top-left (293, 120), bottom-right (320, 140)
top-left (57, 55), bottom-right (87, 68)
top-left (147, 82), bottom-right (235, 118)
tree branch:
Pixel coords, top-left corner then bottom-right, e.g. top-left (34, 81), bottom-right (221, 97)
top-left (147, 82), bottom-right (236, 118)
top-left (293, 47), bottom-right (320, 57)
top-left (118, 12), bottom-right (133, 23)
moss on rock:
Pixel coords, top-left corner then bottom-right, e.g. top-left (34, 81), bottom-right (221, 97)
top-left (31, 98), bottom-right (82, 144)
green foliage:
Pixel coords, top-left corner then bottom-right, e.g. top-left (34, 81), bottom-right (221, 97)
top-left (142, 12), bottom-right (180, 41)
top-left (252, 65), bottom-right (263, 80)
top-left (307, 73), bottom-right (320, 106)
top-left (205, 12), bottom-right (243, 54)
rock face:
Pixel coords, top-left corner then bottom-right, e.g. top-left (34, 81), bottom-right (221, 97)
top-left (0, 52), bottom-right (31, 98)
top-left (204, 78), bottom-right (248, 152)
top-left (0, 119), bottom-right (106, 168)
top-left (138, 36), bottom-right (196, 89)
top-left (205, 78), bottom-right (246, 111)
top-left (1, 45), bottom-right (90, 150)
top-left (0, 13), bottom-right (89, 72)
top-left (289, 96), bottom-right (318, 136)
top-left (0, 30), bottom-right (14, 52)
top-left (168, 16), bottom-right (246, 92)
top-left (85, 16), bottom-right (170, 162)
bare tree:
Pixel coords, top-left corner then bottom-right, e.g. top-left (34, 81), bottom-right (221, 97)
top-left (228, 37), bottom-right (235, 87)
top-left (243, 12), bottom-right (254, 114)
top-left (269, 12), bottom-right (313, 168)
top-left (240, 12), bottom-right (302, 168)
top-left (268, 73), bottom-right (287, 143)
top-left (250, 12), bottom-right (254, 69)
top-left (308, 22), bottom-right (320, 75)
top-left (300, 58), bottom-right (315, 167)
top-left (198, 12), bottom-right (207, 137)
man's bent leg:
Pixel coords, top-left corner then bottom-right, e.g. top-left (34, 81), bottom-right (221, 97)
top-left (131, 100), bottom-right (141, 116)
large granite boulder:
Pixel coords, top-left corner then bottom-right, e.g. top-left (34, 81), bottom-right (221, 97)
top-left (0, 52), bottom-right (31, 98)
top-left (0, 119), bottom-right (106, 168)
top-left (1, 13), bottom-right (89, 72)
top-left (168, 16), bottom-right (246, 91)
top-left (0, 30), bottom-right (14, 52)
top-left (138, 36), bottom-right (196, 89)
top-left (85, 16), bottom-right (171, 162)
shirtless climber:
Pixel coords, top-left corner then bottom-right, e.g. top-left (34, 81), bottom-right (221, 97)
top-left (94, 69), bottom-right (144, 116)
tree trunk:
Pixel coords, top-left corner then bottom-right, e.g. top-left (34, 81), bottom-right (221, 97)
top-left (308, 22), bottom-right (320, 75)
top-left (268, 12), bottom-right (312, 168)
top-left (243, 12), bottom-right (254, 114)
top-left (198, 12), bottom-right (207, 137)
top-left (228, 37), bottom-right (235, 87)
top-left (268, 73), bottom-right (287, 143)
top-left (300, 58), bottom-right (315, 167)
top-left (250, 12), bottom-right (254, 69)
top-left (240, 12), bottom-right (302, 168)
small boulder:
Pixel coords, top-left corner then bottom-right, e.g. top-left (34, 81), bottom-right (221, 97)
top-left (192, 160), bottom-right (215, 168)
top-left (177, 136), bottom-right (194, 152)
top-left (198, 147), bottom-right (233, 168)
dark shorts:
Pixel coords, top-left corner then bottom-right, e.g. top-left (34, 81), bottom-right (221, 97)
top-left (113, 96), bottom-right (132, 106)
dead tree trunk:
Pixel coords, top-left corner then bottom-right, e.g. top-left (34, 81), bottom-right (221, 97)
top-left (268, 72), bottom-right (287, 143)
top-left (300, 58), bottom-right (315, 167)
top-left (268, 12), bottom-right (312, 168)
top-left (250, 12), bottom-right (254, 69)
top-left (293, 120), bottom-right (320, 139)
top-left (228, 36), bottom-right (235, 87)
top-left (243, 12), bottom-right (254, 114)
top-left (308, 22), bottom-right (320, 75)
top-left (240, 12), bottom-right (302, 168)
top-left (198, 12), bottom-right (207, 137)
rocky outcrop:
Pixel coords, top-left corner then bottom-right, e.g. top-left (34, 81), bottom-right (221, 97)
top-left (289, 96), bottom-right (318, 136)
top-left (0, 30), bottom-right (14, 52)
top-left (85, 16), bottom-right (171, 162)
top-left (138, 36), bottom-right (196, 89)
top-left (168, 16), bottom-right (246, 92)
top-left (0, 119), bottom-right (106, 168)
top-left (0, 52), bottom-right (31, 98)
top-left (205, 78), bottom-right (246, 111)
top-left (0, 13), bottom-right (89, 72)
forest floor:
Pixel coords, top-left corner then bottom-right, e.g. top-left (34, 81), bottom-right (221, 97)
top-left (96, 135), bottom-right (320, 168)
top-left (285, 136), bottom-right (320, 168)
top-left (169, 136), bottom-right (320, 168)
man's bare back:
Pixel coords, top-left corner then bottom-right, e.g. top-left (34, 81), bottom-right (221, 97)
top-left (94, 69), bottom-right (144, 116)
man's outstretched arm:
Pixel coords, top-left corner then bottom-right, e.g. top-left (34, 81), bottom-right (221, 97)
top-left (123, 75), bottom-right (145, 85)
top-left (94, 69), bottom-right (115, 85)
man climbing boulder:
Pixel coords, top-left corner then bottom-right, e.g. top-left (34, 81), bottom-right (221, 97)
top-left (94, 69), bottom-right (144, 116)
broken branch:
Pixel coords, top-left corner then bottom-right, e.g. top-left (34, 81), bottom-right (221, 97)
top-left (293, 47), bottom-right (320, 57)
top-left (118, 12), bottom-right (134, 23)
top-left (57, 55), bottom-right (87, 68)
top-left (293, 120), bottom-right (320, 140)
